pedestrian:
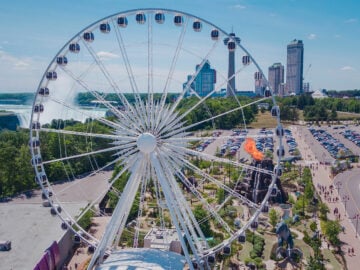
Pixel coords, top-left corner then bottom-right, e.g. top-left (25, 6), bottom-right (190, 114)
top-left (75, 263), bottom-right (78, 270)
top-left (348, 247), bottom-right (351, 255)
top-left (352, 247), bottom-right (354, 255)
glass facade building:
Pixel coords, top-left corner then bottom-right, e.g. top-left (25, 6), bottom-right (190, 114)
top-left (183, 61), bottom-right (216, 97)
top-left (268, 63), bottom-right (284, 96)
top-left (286, 39), bottom-right (304, 95)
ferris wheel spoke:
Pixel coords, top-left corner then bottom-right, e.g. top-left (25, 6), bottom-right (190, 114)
top-left (147, 14), bottom-right (154, 108)
top-left (48, 96), bottom-right (136, 134)
top-left (150, 152), bottom-right (203, 264)
top-left (133, 160), bottom-right (150, 248)
top-left (164, 132), bottom-right (274, 143)
top-left (166, 143), bottom-right (273, 176)
top-left (80, 36), bottom-right (139, 116)
top-left (155, 17), bottom-right (189, 130)
top-left (163, 152), bottom-right (234, 236)
top-left (88, 156), bottom-right (145, 268)
top-left (173, 152), bottom-right (259, 210)
top-left (159, 65), bottom-right (252, 135)
top-left (59, 66), bottom-right (138, 132)
top-left (151, 167), bottom-right (166, 230)
top-left (42, 144), bottom-right (135, 165)
top-left (163, 97), bottom-right (268, 139)
top-left (40, 127), bottom-right (134, 141)
top-left (156, 41), bottom-right (220, 133)
top-left (159, 153), bottom-right (209, 247)
top-left (163, 143), bottom-right (257, 211)
top-left (111, 19), bottom-right (148, 123)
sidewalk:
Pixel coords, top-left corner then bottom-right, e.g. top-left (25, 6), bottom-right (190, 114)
top-left (293, 126), bottom-right (360, 270)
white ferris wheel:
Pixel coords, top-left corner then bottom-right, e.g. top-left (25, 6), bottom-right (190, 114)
top-left (29, 8), bottom-right (284, 270)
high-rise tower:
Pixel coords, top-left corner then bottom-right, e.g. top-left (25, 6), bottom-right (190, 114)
top-left (268, 63), bottom-right (284, 95)
top-left (224, 33), bottom-right (240, 97)
top-left (286, 39), bottom-right (304, 95)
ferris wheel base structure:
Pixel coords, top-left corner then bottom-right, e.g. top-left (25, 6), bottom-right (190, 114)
top-left (96, 248), bottom-right (186, 270)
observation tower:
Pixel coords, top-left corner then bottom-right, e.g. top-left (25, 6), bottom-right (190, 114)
top-left (223, 32), bottom-right (240, 97)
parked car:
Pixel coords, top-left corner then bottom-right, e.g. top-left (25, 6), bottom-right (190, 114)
top-left (0, 240), bottom-right (11, 251)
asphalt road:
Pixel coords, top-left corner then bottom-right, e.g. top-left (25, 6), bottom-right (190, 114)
top-left (335, 168), bottom-right (360, 236)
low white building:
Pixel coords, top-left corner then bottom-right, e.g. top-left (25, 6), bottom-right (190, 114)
top-left (143, 228), bottom-right (182, 254)
top-left (312, 89), bottom-right (328, 99)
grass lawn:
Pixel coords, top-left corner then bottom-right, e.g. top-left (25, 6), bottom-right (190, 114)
top-left (294, 239), bottom-right (313, 260)
top-left (238, 241), bottom-right (253, 261)
top-left (263, 233), bottom-right (278, 260)
top-left (249, 111), bottom-right (277, 129)
top-left (336, 111), bottom-right (360, 120)
top-left (322, 249), bottom-right (343, 270)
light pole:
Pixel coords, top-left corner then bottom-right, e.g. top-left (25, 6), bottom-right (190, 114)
top-left (352, 214), bottom-right (360, 238)
top-left (335, 182), bottom-right (342, 195)
top-left (342, 195), bottom-right (350, 217)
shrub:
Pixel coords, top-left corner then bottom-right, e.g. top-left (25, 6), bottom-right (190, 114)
top-left (310, 221), bottom-right (317, 232)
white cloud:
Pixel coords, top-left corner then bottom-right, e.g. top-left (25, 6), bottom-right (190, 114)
top-left (233, 4), bottom-right (246, 9)
top-left (334, 34), bottom-right (341, 39)
top-left (0, 50), bottom-right (30, 70)
top-left (340, 66), bottom-right (355, 71)
top-left (344, 18), bottom-right (358, 23)
top-left (0, 50), bottom-right (45, 91)
top-left (307, 34), bottom-right (317, 40)
top-left (14, 61), bottom-right (30, 70)
top-left (96, 51), bottom-right (120, 60)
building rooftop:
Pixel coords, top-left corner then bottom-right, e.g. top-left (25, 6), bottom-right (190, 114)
top-left (144, 228), bottom-right (180, 250)
top-left (0, 171), bottom-right (111, 270)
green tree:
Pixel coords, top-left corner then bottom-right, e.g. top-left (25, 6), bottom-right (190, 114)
top-left (324, 220), bottom-right (341, 246)
top-left (269, 208), bottom-right (280, 228)
top-left (307, 255), bottom-right (325, 270)
top-left (318, 202), bottom-right (329, 221)
top-left (216, 188), bottom-right (225, 204)
top-left (194, 205), bottom-right (212, 237)
top-left (330, 107), bottom-right (337, 121)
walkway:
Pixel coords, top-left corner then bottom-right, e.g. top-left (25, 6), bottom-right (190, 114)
top-left (293, 126), bottom-right (360, 270)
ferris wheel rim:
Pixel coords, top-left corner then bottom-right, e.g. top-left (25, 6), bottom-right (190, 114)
top-left (29, 8), bottom-right (283, 268)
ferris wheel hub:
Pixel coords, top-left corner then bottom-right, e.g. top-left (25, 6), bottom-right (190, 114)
top-left (137, 132), bottom-right (157, 154)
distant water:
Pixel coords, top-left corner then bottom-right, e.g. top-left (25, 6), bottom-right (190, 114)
top-left (0, 104), bottom-right (107, 128)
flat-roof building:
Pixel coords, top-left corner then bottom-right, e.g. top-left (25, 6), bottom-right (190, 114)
top-left (268, 63), bottom-right (284, 95)
top-left (286, 39), bottom-right (304, 95)
top-left (143, 228), bottom-right (182, 254)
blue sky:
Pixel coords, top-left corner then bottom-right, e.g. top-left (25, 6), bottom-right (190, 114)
top-left (0, 0), bottom-right (359, 92)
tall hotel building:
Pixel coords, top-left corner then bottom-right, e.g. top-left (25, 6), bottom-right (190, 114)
top-left (268, 63), bottom-right (284, 96)
top-left (286, 39), bottom-right (304, 95)
top-left (183, 60), bottom-right (216, 97)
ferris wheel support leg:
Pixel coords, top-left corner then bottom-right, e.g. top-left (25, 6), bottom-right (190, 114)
top-left (151, 152), bottom-right (202, 270)
top-left (87, 159), bottom-right (144, 270)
